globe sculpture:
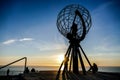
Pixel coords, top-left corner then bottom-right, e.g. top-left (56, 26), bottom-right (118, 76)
top-left (56, 4), bottom-right (95, 79)
top-left (57, 4), bottom-right (91, 41)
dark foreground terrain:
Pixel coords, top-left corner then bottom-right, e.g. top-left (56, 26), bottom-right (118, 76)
top-left (0, 71), bottom-right (120, 80)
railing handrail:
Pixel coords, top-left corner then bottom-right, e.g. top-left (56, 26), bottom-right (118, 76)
top-left (0, 57), bottom-right (27, 71)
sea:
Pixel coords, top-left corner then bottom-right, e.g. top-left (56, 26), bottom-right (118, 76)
top-left (0, 66), bottom-right (120, 75)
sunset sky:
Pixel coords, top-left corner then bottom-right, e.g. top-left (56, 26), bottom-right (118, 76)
top-left (0, 0), bottom-right (120, 67)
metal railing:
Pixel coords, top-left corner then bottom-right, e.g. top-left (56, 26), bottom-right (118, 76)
top-left (0, 57), bottom-right (27, 71)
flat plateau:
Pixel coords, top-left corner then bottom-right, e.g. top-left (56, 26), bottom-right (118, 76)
top-left (0, 71), bottom-right (120, 80)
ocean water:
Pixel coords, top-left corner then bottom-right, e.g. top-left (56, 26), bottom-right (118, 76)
top-left (0, 66), bottom-right (120, 75)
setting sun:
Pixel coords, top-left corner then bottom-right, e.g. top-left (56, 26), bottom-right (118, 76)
top-left (57, 54), bottom-right (64, 63)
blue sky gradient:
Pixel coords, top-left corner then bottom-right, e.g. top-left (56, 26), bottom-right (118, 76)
top-left (0, 0), bottom-right (120, 66)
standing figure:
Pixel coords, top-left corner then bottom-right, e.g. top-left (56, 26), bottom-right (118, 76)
top-left (7, 69), bottom-right (10, 76)
top-left (24, 67), bottom-right (29, 73)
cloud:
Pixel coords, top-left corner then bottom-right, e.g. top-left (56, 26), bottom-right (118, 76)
top-left (2, 38), bottom-right (34, 45)
top-left (19, 38), bottom-right (34, 41)
top-left (2, 39), bottom-right (16, 45)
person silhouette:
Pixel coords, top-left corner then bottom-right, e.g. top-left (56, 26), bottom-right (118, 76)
top-left (31, 68), bottom-right (35, 72)
top-left (24, 67), bottom-right (29, 73)
top-left (88, 63), bottom-right (98, 73)
top-left (6, 69), bottom-right (11, 80)
top-left (93, 63), bottom-right (98, 73)
top-left (7, 69), bottom-right (10, 76)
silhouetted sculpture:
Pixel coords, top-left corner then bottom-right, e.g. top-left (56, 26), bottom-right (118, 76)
top-left (63, 57), bottom-right (69, 74)
top-left (56, 4), bottom-right (95, 80)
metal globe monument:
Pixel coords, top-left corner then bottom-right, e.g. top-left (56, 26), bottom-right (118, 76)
top-left (56, 4), bottom-right (95, 79)
top-left (57, 4), bottom-right (91, 41)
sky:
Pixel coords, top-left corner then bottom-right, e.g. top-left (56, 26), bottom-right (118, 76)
top-left (0, 0), bottom-right (120, 67)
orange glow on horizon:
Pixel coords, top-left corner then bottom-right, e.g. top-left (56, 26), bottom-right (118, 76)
top-left (0, 55), bottom-right (120, 67)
